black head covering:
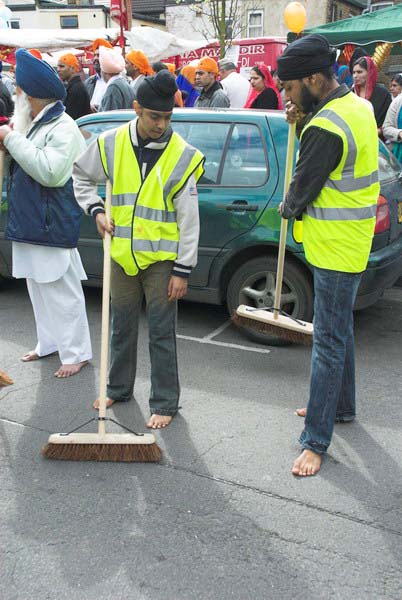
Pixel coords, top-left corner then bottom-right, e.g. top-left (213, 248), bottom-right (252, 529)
top-left (277, 34), bottom-right (336, 81)
top-left (136, 70), bottom-right (178, 111)
top-left (349, 47), bottom-right (369, 73)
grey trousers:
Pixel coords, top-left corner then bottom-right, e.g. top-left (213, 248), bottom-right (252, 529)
top-left (107, 260), bottom-right (180, 416)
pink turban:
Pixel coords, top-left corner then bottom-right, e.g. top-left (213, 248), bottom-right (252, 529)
top-left (99, 46), bottom-right (125, 74)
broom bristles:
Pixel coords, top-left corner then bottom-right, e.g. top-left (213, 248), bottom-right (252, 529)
top-left (42, 441), bottom-right (162, 462)
top-left (0, 369), bottom-right (13, 387)
top-left (232, 312), bottom-right (313, 346)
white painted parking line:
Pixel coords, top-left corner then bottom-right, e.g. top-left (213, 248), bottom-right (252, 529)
top-left (177, 333), bottom-right (271, 354)
top-left (204, 320), bottom-right (232, 340)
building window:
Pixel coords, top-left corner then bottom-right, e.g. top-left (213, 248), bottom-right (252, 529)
top-left (60, 15), bottom-right (79, 28)
top-left (225, 19), bottom-right (233, 39)
top-left (362, 2), bottom-right (393, 13)
top-left (247, 11), bottom-right (263, 38)
top-left (8, 19), bottom-right (21, 29)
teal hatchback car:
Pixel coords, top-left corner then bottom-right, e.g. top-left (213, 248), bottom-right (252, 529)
top-left (1, 108), bottom-right (402, 344)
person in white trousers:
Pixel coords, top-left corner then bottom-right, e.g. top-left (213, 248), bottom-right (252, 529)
top-left (0, 48), bottom-right (92, 378)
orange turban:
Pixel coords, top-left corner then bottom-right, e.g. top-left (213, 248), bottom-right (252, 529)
top-left (28, 49), bottom-right (42, 60)
top-left (165, 63), bottom-right (176, 75)
top-left (92, 38), bottom-right (113, 52)
top-left (126, 49), bottom-right (153, 76)
top-left (180, 64), bottom-right (196, 86)
top-left (197, 57), bottom-right (219, 75)
top-left (58, 53), bottom-right (80, 72)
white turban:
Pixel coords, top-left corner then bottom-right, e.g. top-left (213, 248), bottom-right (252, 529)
top-left (99, 46), bottom-right (125, 74)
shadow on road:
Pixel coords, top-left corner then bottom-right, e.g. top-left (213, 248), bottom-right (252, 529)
top-left (4, 352), bottom-right (313, 600)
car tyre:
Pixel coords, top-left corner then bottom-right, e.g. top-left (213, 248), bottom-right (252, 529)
top-left (227, 255), bottom-right (314, 346)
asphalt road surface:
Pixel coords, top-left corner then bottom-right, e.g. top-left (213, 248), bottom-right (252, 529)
top-left (1, 279), bottom-right (401, 600)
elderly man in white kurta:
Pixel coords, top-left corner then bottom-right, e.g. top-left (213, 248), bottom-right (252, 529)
top-left (0, 48), bottom-right (92, 378)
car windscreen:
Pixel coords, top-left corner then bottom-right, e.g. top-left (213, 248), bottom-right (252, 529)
top-left (379, 141), bottom-right (401, 183)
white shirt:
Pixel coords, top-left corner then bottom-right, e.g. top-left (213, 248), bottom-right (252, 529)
top-left (130, 74), bottom-right (145, 97)
top-left (91, 75), bottom-right (107, 108)
top-left (221, 71), bottom-right (250, 108)
top-left (12, 244), bottom-right (87, 283)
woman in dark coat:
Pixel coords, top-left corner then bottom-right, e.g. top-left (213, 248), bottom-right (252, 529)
top-left (244, 63), bottom-right (283, 110)
top-left (352, 56), bottom-right (391, 131)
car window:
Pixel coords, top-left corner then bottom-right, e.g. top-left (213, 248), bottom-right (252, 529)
top-left (172, 121), bottom-right (231, 184)
top-left (221, 124), bottom-right (268, 187)
top-left (378, 140), bottom-right (401, 183)
top-left (79, 121), bottom-right (122, 145)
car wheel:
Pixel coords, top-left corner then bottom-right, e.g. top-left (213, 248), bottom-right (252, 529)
top-left (227, 256), bottom-right (314, 346)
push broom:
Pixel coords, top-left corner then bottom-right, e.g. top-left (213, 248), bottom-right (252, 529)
top-left (0, 369), bottom-right (13, 387)
top-left (42, 181), bottom-right (161, 462)
top-left (0, 150), bottom-right (13, 388)
top-left (233, 121), bottom-right (313, 345)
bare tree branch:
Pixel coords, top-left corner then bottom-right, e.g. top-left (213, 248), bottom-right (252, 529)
top-left (175, 0), bottom-right (262, 56)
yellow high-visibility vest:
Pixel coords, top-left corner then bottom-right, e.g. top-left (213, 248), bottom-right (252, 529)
top-left (301, 92), bottom-right (380, 273)
top-left (98, 122), bottom-right (204, 276)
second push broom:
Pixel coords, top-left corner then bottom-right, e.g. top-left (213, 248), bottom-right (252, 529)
top-left (233, 121), bottom-right (313, 345)
top-left (42, 181), bottom-right (162, 462)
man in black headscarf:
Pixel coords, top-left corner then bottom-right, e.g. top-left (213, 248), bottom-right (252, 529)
top-left (73, 71), bottom-right (205, 429)
top-left (277, 35), bottom-right (379, 477)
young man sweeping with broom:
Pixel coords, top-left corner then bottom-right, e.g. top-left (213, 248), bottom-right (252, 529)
top-left (276, 34), bottom-right (379, 477)
top-left (73, 70), bottom-right (204, 430)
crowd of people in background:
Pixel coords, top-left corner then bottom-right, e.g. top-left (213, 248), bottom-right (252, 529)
top-left (0, 38), bottom-right (306, 123)
top-left (1, 37), bottom-right (402, 151)
top-left (330, 47), bottom-right (402, 157)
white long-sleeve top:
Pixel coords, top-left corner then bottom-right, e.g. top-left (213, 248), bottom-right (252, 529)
top-left (383, 93), bottom-right (402, 143)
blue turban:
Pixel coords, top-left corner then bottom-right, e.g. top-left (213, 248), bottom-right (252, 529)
top-left (15, 48), bottom-right (66, 101)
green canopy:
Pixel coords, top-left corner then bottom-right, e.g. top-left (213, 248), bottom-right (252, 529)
top-left (288, 5), bottom-right (402, 51)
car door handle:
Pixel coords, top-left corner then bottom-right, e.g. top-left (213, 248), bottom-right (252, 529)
top-left (217, 202), bottom-right (260, 212)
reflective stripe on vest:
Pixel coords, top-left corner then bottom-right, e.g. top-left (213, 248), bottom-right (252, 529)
top-left (306, 204), bottom-right (377, 221)
top-left (318, 109), bottom-right (379, 194)
top-left (300, 93), bottom-right (379, 273)
top-left (99, 122), bottom-right (204, 276)
top-left (114, 226), bottom-right (179, 253)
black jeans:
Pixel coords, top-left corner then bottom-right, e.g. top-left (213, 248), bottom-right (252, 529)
top-left (107, 260), bottom-right (180, 416)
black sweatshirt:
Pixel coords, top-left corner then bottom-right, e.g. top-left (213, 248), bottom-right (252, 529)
top-left (281, 85), bottom-right (349, 220)
top-left (65, 75), bottom-right (91, 121)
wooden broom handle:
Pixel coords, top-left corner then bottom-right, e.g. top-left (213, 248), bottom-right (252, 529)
top-left (98, 180), bottom-right (112, 434)
top-left (273, 121), bottom-right (296, 320)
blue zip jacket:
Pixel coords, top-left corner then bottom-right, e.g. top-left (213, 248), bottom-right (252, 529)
top-left (5, 101), bottom-right (83, 248)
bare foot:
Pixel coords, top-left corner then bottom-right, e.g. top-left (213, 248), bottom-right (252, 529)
top-left (292, 450), bottom-right (322, 477)
top-left (295, 408), bottom-right (354, 423)
top-left (21, 351), bottom-right (40, 362)
top-left (93, 397), bottom-right (115, 410)
top-left (147, 414), bottom-right (173, 429)
top-left (54, 360), bottom-right (88, 378)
